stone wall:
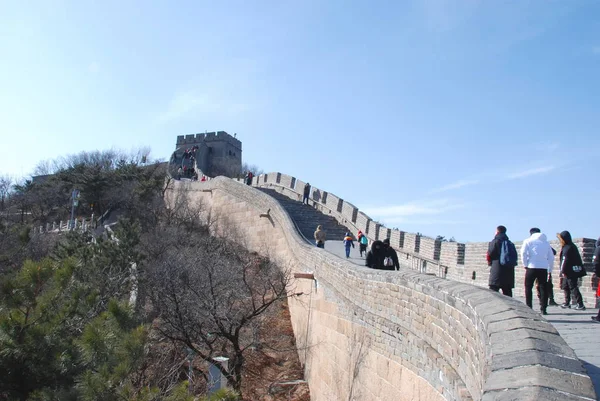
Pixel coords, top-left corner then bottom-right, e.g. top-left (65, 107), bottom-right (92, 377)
top-left (169, 177), bottom-right (595, 401)
top-left (248, 173), bottom-right (599, 306)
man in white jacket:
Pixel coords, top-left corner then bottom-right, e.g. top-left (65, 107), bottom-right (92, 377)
top-left (521, 228), bottom-right (555, 315)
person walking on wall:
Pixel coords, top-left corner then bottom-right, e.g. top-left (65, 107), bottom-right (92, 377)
top-left (591, 238), bottom-right (600, 322)
top-left (558, 231), bottom-right (587, 310)
top-left (521, 228), bottom-right (554, 315)
top-left (303, 182), bottom-right (311, 204)
top-left (245, 171), bottom-right (253, 186)
top-left (314, 225), bottom-right (326, 249)
top-left (343, 232), bottom-right (355, 258)
top-left (366, 240), bottom-right (390, 270)
top-left (487, 225), bottom-right (517, 297)
top-left (382, 238), bottom-right (400, 270)
top-left (357, 230), bottom-right (368, 257)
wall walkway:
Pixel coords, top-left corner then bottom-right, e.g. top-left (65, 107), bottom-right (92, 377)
top-left (246, 173), bottom-right (599, 306)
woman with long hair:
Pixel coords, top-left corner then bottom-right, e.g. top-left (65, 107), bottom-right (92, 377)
top-left (558, 231), bottom-right (586, 310)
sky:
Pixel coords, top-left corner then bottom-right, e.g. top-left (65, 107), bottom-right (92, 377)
top-left (1, 0), bottom-right (599, 243)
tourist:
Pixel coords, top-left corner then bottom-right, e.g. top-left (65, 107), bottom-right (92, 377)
top-left (558, 231), bottom-right (586, 310)
top-left (303, 182), bottom-right (311, 204)
top-left (486, 225), bottom-right (517, 297)
top-left (357, 230), bottom-right (368, 257)
top-left (382, 238), bottom-right (399, 270)
top-left (245, 171), bottom-right (253, 186)
top-left (366, 240), bottom-right (396, 271)
top-left (314, 225), bottom-right (326, 249)
top-left (343, 232), bottom-right (355, 258)
top-left (521, 228), bottom-right (554, 315)
top-left (591, 238), bottom-right (600, 322)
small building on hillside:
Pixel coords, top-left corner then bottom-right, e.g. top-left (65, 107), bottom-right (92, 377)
top-left (170, 131), bottom-right (242, 178)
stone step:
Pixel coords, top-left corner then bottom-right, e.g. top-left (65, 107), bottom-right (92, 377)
top-left (258, 188), bottom-right (355, 242)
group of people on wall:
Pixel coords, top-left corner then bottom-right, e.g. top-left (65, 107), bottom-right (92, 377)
top-left (487, 225), bottom-right (600, 320)
top-left (313, 221), bottom-right (600, 321)
top-left (313, 227), bottom-right (400, 270)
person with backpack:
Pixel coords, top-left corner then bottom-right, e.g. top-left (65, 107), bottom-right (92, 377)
top-left (357, 230), bottom-right (368, 257)
top-left (382, 238), bottom-right (400, 270)
top-left (558, 231), bottom-right (586, 310)
top-left (486, 225), bottom-right (517, 297)
top-left (343, 232), bottom-right (355, 258)
top-left (521, 228), bottom-right (554, 315)
top-left (591, 237), bottom-right (600, 322)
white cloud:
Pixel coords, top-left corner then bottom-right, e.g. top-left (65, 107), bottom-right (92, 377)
top-left (158, 91), bottom-right (251, 123)
top-left (157, 59), bottom-right (262, 123)
top-left (88, 62), bottom-right (100, 74)
top-left (505, 165), bottom-right (556, 180)
top-left (363, 199), bottom-right (466, 224)
top-left (430, 179), bottom-right (479, 193)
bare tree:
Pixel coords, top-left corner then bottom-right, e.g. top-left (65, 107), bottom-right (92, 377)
top-left (145, 234), bottom-right (294, 393)
top-left (0, 175), bottom-right (12, 212)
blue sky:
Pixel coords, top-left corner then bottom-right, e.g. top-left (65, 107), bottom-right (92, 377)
top-left (1, 0), bottom-right (599, 242)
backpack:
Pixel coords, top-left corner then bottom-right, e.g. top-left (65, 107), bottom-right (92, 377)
top-left (383, 256), bottom-right (394, 267)
top-left (499, 240), bottom-right (518, 266)
top-left (360, 236), bottom-right (368, 245)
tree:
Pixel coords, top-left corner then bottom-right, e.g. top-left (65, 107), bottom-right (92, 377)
top-left (0, 174), bottom-right (12, 212)
top-left (146, 235), bottom-right (293, 393)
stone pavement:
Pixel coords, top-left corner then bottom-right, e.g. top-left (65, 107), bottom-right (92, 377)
top-left (523, 296), bottom-right (600, 399)
top-left (320, 240), bottom-right (600, 399)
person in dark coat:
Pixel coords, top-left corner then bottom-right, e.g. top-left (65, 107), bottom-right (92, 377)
top-left (558, 230), bottom-right (586, 310)
top-left (591, 238), bottom-right (600, 322)
top-left (303, 183), bottom-right (311, 204)
top-left (382, 238), bottom-right (400, 270)
top-left (366, 240), bottom-right (393, 270)
top-left (486, 225), bottom-right (515, 297)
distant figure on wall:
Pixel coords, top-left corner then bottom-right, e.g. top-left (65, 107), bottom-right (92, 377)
top-left (520, 227), bottom-right (554, 315)
top-left (245, 171), bottom-right (253, 186)
top-left (201, 175), bottom-right (207, 182)
top-left (303, 183), bottom-right (311, 204)
top-left (357, 230), bottom-right (368, 257)
top-left (314, 225), bottom-right (326, 248)
top-left (486, 225), bottom-right (517, 297)
top-left (343, 232), bottom-right (355, 258)
top-left (558, 230), bottom-right (586, 310)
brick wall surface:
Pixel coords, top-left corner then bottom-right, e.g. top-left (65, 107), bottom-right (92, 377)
top-left (168, 177), bottom-right (596, 401)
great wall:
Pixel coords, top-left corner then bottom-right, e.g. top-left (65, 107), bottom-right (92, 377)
top-left (167, 174), bottom-right (598, 401)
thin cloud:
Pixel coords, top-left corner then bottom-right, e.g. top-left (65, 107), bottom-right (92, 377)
top-left (158, 91), bottom-right (250, 123)
top-left (430, 179), bottom-right (479, 193)
top-left (535, 141), bottom-right (559, 153)
top-left (363, 199), bottom-right (466, 224)
top-left (593, 46), bottom-right (600, 55)
top-left (505, 166), bottom-right (556, 180)
top-left (88, 62), bottom-right (100, 74)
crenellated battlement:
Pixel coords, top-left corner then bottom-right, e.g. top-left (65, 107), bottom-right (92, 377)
top-left (176, 131), bottom-right (242, 150)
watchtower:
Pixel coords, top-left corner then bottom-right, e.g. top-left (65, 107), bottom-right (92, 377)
top-left (171, 131), bottom-right (242, 177)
